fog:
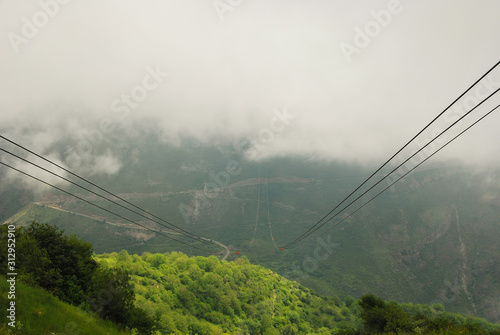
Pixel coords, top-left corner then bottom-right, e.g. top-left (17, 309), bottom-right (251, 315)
top-left (1, 0), bottom-right (499, 176)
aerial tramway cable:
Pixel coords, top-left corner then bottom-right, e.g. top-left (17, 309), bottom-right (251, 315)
top-left (320, 103), bottom-right (500, 235)
top-left (250, 165), bottom-right (261, 246)
top-left (282, 61), bottom-right (500, 248)
top-left (265, 165), bottom-right (279, 249)
top-left (284, 87), bottom-right (499, 247)
top-left (0, 146), bottom-right (215, 247)
top-left (0, 160), bottom-right (214, 253)
top-left (0, 135), bottom-right (212, 246)
top-left (248, 164), bottom-right (279, 249)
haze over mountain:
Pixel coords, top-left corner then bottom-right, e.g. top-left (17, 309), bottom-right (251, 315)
top-left (2, 133), bottom-right (500, 325)
top-left (1, 0), bottom-right (500, 332)
top-left (1, 0), bottom-right (500, 175)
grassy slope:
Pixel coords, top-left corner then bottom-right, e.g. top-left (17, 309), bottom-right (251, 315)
top-left (0, 276), bottom-right (129, 335)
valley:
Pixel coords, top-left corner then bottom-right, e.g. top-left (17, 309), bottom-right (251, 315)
top-left (2, 140), bottom-right (500, 325)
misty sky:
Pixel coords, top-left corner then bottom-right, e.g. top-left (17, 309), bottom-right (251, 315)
top-left (1, 0), bottom-right (500, 172)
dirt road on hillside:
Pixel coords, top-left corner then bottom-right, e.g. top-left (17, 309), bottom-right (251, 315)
top-left (30, 202), bottom-right (230, 260)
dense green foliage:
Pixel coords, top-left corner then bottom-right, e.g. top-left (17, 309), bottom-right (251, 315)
top-left (6, 139), bottom-right (499, 324)
top-left (1, 221), bottom-right (499, 334)
top-left (340, 293), bottom-right (500, 335)
top-left (0, 222), bottom-right (97, 305)
top-left (96, 250), bottom-right (346, 334)
top-left (86, 265), bottom-right (157, 334)
top-left (0, 222), bottom-right (154, 334)
top-left (95, 251), bottom-right (500, 335)
top-left (2, 133), bottom-right (500, 331)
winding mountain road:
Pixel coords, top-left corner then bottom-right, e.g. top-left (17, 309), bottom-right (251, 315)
top-left (29, 202), bottom-right (230, 260)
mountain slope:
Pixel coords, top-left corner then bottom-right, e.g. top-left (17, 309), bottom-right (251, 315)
top-left (2, 138), bottom-right (500, 324)
top-left (94, 250), bottom-right (500, 335)
top-left (0, 276), bottom-right (129, 335)
top-left (95, 251), bottom-right (348, 334)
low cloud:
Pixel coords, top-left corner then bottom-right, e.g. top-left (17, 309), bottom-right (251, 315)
top-left (1, 0), bottom-right (499, 174)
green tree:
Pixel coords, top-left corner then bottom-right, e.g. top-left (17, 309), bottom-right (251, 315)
top-left (0, 222), bottom-right (97, 305)
top-left (126, 305), bottom-right (157, 334)
top-left (150, 253), bottom-right (166, 268)
top-left (358, 294), bottom-right (413, 334)
top-left (87, 266), bottom-right (134, 324)
top-left (359, 294), bottom-right (387, 333)
top-left (87, 265), bottom-right (156, 334)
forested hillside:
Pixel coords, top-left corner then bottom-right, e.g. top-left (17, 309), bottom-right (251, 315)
top-left (1, 222), bottom-right (499, 334)
top-left (96, 250), bottom-right (500, 334)
top-left (3, 139), bottom-right (499, 323)
top-left (95, 250), bottom-right (347, 334)
top-left (2, 0), bottom-right (499, 332)
top-left (1, 129), bottom-right (500, 328)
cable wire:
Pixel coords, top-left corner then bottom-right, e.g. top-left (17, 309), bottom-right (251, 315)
top-left (0, 134), bottom-right (209, 244)
top-left (0, 160), bottom-right (214, 253)
top-left (250, 165), bottom-right (261, 246)
top-left (282, 61), bottom-right (499, 248)
top-left (284, 87), bottom-right (499, 247)
top-left (320, 103), bottom-right (500, 235)
top-left (0, 146), bottom-right (215, 246)
top-left (265, 165), bottom-right (279, 249)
